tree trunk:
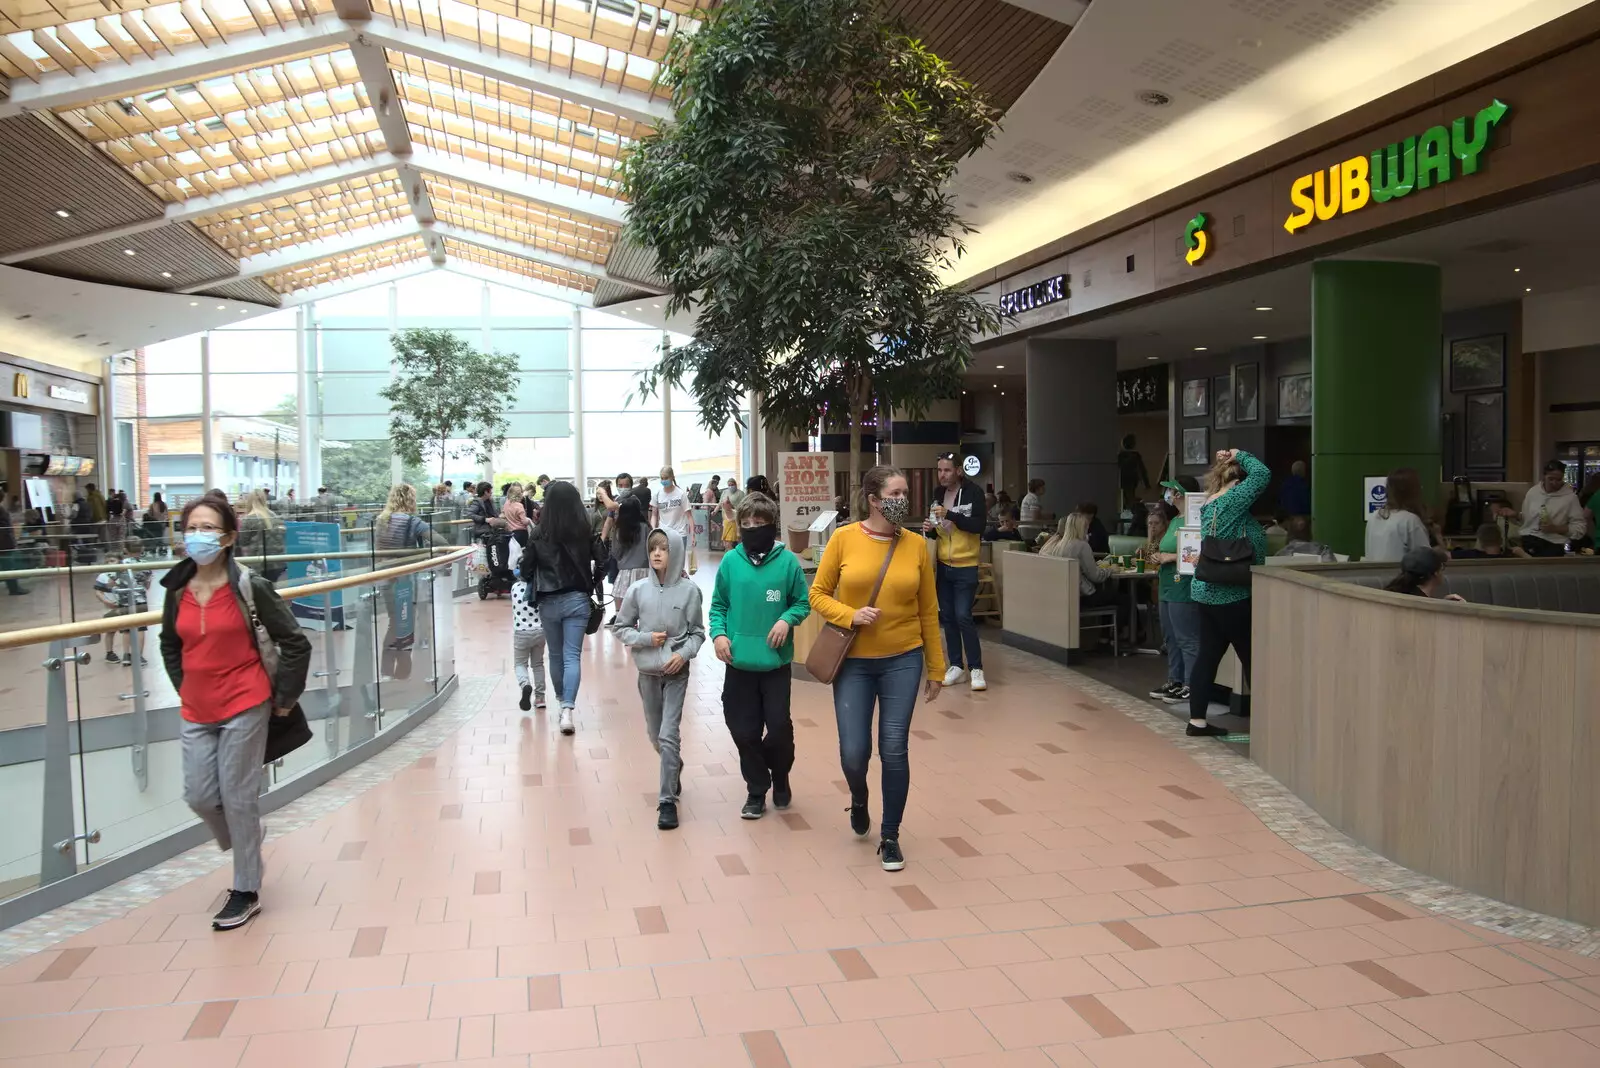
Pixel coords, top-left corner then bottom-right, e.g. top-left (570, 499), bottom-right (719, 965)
top-left (848, 373), bottom-right (867, 516)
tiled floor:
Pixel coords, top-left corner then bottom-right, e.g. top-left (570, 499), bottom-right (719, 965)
top-left (4, 576), bottom-right (1600, 1067)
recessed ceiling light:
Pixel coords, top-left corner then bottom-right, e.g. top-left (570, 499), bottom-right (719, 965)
top-left (54, 208), bottom-right (72, 218)
top-left (1193, 346), bottom-right (1208, 351)
top-left (992, 383), bottom-right (998, 388)
top-left (1146, 356), bottom-right (1159, 361)
top-left (995, 364), bottom-right (1005, 369)
top-left (1525, 287), bottom-right (1532, 292)
top-left (160, 271), bottom-right (172, 278)
top-left (122, 248), bottom-right (136, 256)
top-left (1252, 335), bottom-right (1267, 340)
top-left (189, 301), bottom-right (198, 306)
top-left (1135, 89), bottom-right (1171, 108)
top-left (216, 305), bottom-right (225, 310)
top-left (1000, 392), bottom-right (1006, 396)
top-left (1254, 306), bottom-right (1272, 312)
top-left (239, 309), bottom-right (248, 314)
top-left (651, 303), bottom-right (660, 308)
top-left (1513, 267), bottom-right (1521, 273)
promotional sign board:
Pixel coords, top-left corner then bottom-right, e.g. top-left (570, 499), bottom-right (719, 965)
top-left (1185, 493), bottom-right (1205, 529)
top-left (1364, 477), bottom-right (1388, 522)
top-left (779, 452), bottom-right (834, 535)
top-left (285, 521), bottom-right (345, 628)
top-left (1178, 529), bottom-right (1203, 576)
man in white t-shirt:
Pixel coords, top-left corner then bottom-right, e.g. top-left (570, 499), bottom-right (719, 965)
top-left (652, 466), bottom-right (693, 574)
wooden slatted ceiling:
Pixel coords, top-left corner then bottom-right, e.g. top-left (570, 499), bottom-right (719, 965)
top-left (20, 220), bottom-right (243, 289)
top-left (408, 121), bottom-right (620, 199)
top-left (0, 112), bottom-right (165, 256)
top-left (883, 0), bottom-right (1069, 114)
top-left (426, 175), bottom-right (617, 262)
top-left (366, 0), bottom-right (669, 102)
top-left (54, 49), bottom-right (386, 202)
top-left (389, 53), bottom-right (647, 160)
top-left (0, 0), bottom-right (334, 79)
top-left (373, 0), bottom-right (692, 65)
top-left (195, 170), bottom-right (410, 256)
top-left (403, 97), bottom-right (619, 185)
top-left (445, 239), bottom-right (595, 293)
top-left (259, 232), bottom-right (427, 292)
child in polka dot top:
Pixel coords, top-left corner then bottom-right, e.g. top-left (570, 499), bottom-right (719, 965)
top-left (510, 576), bottom-right (547, 713)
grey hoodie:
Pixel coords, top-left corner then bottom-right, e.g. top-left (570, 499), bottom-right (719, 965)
top-left (615, 527), bottom-right (706, 675)
top-left (1518, 481), bottom-right (1586, 545)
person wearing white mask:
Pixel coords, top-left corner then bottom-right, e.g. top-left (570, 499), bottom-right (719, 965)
top-left (651, 465), bottom-right (694, 572)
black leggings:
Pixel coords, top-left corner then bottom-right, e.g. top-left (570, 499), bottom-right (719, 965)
top-left (1188, 598), bottom-right (1252, 721)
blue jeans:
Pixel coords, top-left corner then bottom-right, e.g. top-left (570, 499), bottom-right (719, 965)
top-left (833, 649), bottom-right (923, 839)
top-left (936, 562), bottom-right (982, 671)
top-left (539, 590), bottom-right (591, 709)
top-left (1160, 598), bottom-right (1202, 687)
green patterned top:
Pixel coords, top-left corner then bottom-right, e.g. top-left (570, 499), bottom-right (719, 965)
top-left (1192, 450), bottom-right (1270, 606)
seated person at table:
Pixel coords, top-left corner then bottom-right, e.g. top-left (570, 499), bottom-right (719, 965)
top-left (1076, 502), bottom-right (1111, 554)
top-left (1274, 516), bottom-right (1336, 562)
top-left (1452, 522), bottom-right (1528, 560)
top-left (1384, 547), bottom-right (1466, 601)
top-left (984, 506), bottom-right (1023, 542)
top-left (1493, 459), bottom-right (1586, 558)
top-left (1040, 513), bottom-right (1117, 608)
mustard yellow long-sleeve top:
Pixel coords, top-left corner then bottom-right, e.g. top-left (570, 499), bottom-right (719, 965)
top-left (808, 524), bottom-right (948, 682)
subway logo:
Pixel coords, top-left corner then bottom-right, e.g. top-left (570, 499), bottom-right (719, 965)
top-left (1283, 99), bottom-right (1509, 234)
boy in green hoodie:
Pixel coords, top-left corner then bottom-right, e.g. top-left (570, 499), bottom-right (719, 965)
top-left (710, 492), bottom-right (810, 820)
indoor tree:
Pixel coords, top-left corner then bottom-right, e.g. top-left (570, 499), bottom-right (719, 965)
top-left (379, 328), bottom-right (518, 489)
top-left (620, 0), bottom-right (1006, 500)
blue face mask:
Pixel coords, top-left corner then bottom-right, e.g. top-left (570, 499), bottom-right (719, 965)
top-left (184, 530), bottom-right (224, 565)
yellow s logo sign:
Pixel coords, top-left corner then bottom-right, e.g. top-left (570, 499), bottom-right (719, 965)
top-left (1284, 173), bottom-right (1315, 233)
top-left (1183, 213), bottom-right (1209, 266)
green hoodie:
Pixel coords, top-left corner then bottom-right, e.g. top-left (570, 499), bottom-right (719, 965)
top-left (709, 540), bottom-right (810, 672)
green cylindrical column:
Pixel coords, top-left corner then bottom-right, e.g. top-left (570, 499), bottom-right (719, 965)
top-left (1312, 261), bottom-right (1442, 558)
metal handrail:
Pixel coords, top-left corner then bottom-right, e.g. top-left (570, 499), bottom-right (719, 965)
top-left (0, 545), bottom-right (474, 651)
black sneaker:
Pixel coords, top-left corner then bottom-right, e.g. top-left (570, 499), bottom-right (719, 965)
top-left (878, 838), bottom-right (906, 871)
top-left (519, 683), bottom-right (532, 712)
top-left (657, 801), bottom-right (679, 830)
top-left (212, 890), bottom-right (260, 930)
top-left (848, 803), bottom-right (870, 837)
top-left (772, 778), bottom-right (792, 810)
top-left (1186, 722), bottom-right (1229, 738)
top-left (1148, 681), bottom-right (1176, 699)
top-left (1163, 685), bottom-right (1190, 705)
top-left (105, 651), bottom-right (121, 664)
top-left (741, 795), bottom-right (766, 820)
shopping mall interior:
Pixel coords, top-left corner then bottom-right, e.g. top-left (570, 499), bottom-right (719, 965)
top-left (3, 0), bottom-right (1600, 1066)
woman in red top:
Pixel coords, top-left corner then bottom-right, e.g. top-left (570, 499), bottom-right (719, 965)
top-left (159, 492), bottom-right (310, 930)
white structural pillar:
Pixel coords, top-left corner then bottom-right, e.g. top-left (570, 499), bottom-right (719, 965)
top-left (746, 390), bottom-right (763, 481)
top-left (661, 331), bottom-right (672, 471)
top-left (570, 306), bottom-right (584, 492)
top-left (200, 334), bottom-right (216, 493)
top-left (295, 305), bottom-right (312, 500)
top-left (102, 356), bottom-right (118, 493)
top-left (480, 284), bottom-right (494, 485)
top-left (388, 284), bottom-right (403, 484)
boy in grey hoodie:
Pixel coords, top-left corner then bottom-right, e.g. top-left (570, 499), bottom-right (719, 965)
top-left (615, 527), bottom-right (705, 830)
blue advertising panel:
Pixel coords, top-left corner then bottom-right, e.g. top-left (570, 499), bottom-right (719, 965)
top-left (284, 521), bottom-right (345, 628)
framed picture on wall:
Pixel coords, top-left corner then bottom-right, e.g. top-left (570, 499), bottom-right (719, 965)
top-left (1278, 373), bottom-right (1312, 419)
top-left (1234, 363), bottom-right (1260, 423)
top-left (1181, 378), bottom-right (1209, 418)
top-left (1213, 374), bottom-right (1233, 429)
top-left (1181, 426), bottom-right (1209, 466)
top-left (1463, 391), bottom-right (1505, 469)
top-left (1450, 334), bottom-right (1506, 392)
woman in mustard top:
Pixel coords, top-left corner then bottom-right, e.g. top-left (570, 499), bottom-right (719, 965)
top-left (810, 466), bottom-right (946, 872)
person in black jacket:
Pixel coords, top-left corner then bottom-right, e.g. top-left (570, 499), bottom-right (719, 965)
top-left (923, 453), bottom-right (990, 692)
top-left (158, 491), bottom-right (311, 930)
top-left (520, 481), bottom-right (609, 736)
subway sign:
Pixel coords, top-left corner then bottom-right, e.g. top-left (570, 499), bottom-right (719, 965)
top-left (999, 273), bottom-right (1069, 316)
top-left (1283, 99), bottom-right (1509, 234)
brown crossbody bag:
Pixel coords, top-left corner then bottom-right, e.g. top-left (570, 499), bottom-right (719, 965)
top-left (804, 530), bottom-right (902, 685)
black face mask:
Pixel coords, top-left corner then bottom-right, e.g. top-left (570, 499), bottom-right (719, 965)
top-left (740, 523), bottom-right (778, 560)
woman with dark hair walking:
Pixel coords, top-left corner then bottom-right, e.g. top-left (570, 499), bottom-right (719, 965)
top-left (159, 492), bottom-right (311, 929)
top-left (521, 481), bottom-right (608, 735)
top-left (809, 466), bottom-right (944, 872)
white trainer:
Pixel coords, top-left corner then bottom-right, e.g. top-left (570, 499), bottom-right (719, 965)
top-left (970, 669), bottom-right (988, 692)
top-left (942, 666), bottom-right (966, 687)
top-left (558, 708), bottom-right (575, 735)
